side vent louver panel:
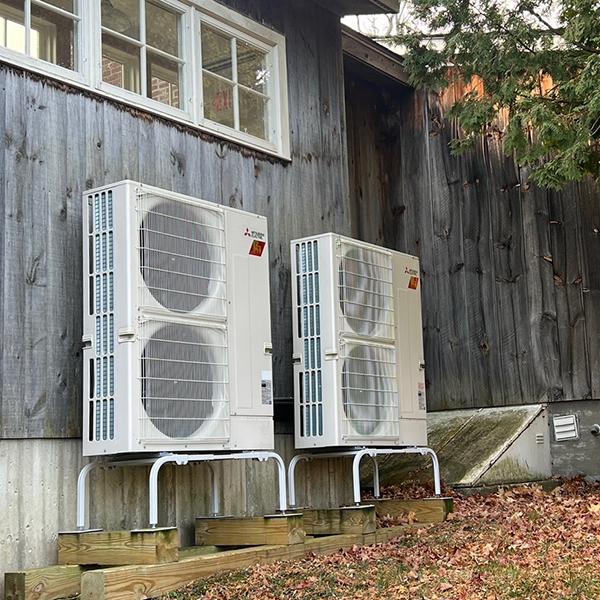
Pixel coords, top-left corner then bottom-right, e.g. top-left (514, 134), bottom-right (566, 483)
top-left (291, 233), bottom-right (427, 449)
top-left (295, 241), bottom-right (323, 438)
top-left (83, 181), bottom-right (274, 455)
top-left (88, 191), bottom-right (115, 442)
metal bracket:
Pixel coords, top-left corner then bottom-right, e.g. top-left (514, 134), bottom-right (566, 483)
top-left (76, 451), bottom-right (288, 530)
top-left (288, 446), bottom-right (441, 508)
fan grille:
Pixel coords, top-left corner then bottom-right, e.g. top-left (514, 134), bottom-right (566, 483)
top-left (341, 343), bottom-right (399, 437)
top-left (138, 192), bottom-right (226, 315)
top-left (139, 322), bottom-right (229, 440)
top-left (338, 243), bottom-right (394, 339)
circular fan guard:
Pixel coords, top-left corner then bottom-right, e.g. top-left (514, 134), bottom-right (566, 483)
top-left (339, 246), bottom-right (388, 336)
top-left (141, 323), bottom-right (218, 438)
top-left (342, 344), bottom-right (395, 436)
top-left (139, 200), bottom-right (213, 313)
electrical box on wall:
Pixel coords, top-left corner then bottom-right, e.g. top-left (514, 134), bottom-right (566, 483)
top-left (291, 232), bottom-right (427, 449)
top-left (82, 181), bottom-right (274, 456)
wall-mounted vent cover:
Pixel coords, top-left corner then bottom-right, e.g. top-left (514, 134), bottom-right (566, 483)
top-left (552, 414), bottom-right (580, 442)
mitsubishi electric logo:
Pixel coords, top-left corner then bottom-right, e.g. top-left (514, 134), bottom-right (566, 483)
top-left (244, 227), bottom-right (265, 240)
top-left (245, 227), bottom-right (266, 257)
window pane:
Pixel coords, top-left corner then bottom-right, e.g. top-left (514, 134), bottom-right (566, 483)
top-left (4, 21), bottom-right (26, 54)
top-left (201, 24), bottom-right (232, 80)
top-left (146, 1), bottom-right (178, 56)
top-left (237, 40), bottom-right (268, 94)
top-left (40, 0), bottom-right (73, 11)
top-left (148, 51), bottom-right (179, 108)
top-left (31, 3), bottom-right (75, 69)
top-left (203, 72), bottom-right (233, 128)
top-left (0, 0), bottom-right (25, 52)
top-left (102, 32), bottom-right (140, 93)
top-left (102, 0), bottom-right (138, 38)
top-left (239, 88), bottom-right (268, 140)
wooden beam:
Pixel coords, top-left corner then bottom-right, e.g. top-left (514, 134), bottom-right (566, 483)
top-left (3, 565), bottom-right (93, 600)
top-left (342, 25), bottom-right (410, 87)
top-left (312, 0), bottom-right (398, 16)
top-left (302, 506), bottom-right (376, 535)
top-left (80, 524), bottom-right (423, 600)
top-left (366, 498), bottom-right (454, 523)
top-left (58, 528), bottom-right (178, 566)
top-left (195, 515), bottom-right (305, 547)
top-left (8, 522), bottom-right (436, 600)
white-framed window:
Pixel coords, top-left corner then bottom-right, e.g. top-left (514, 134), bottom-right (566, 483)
top-left (0, 0), bottom-right (81, 72)
top-left (0, 0), bottom-right (290, 158)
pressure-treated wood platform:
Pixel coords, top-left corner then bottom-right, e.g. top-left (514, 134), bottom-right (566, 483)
top-left (195, 514), bottom-right (305, 547)
top-left (365, 497), bottom-right (454, 523)
top-left (58, 528), bottom-right (179, 565)
top-left (4, 497), bottom-right (453, 600)
top-left (302, 505), bottom-right (376, 535)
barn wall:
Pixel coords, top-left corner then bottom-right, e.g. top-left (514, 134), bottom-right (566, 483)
top-left (0, 0), bottom-right (355, 587)
top-left (345, 72), bottom-right (600, 411)
top-left (0, 0), bottom-right (349, 439)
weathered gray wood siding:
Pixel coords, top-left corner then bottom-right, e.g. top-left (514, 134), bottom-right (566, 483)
top-left (0, 0), bottom-right (350, 438)
top-left (0, 2), bottom-right (357, 589)
top-left (345, 72), bottom-right (600, 410)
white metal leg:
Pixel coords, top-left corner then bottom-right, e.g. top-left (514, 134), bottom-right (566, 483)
top-left (76, 451), bottom-right (287, 530)
top-left (148, 451), bottom-right (288, 528)
top-left (76, 458), bottom-right (158, 530)
top-left (288, 446), bottom-right (441, 509)
top-left (288, 450), bottom-right (361, 508)
top-left (352, 447), bottom-right (441, 504)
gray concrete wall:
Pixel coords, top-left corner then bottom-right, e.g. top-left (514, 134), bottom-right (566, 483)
top-left (547, 400), bottom-right (600, 479)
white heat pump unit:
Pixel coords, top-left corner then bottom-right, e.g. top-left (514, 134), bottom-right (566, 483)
top-left (82, 181), bottom-right (274, 456)
top-left (291, 233), bottom-right (427, 449)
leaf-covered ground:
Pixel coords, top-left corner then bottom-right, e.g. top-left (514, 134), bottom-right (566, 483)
top-left (162, 478), bottom-right (600, 600)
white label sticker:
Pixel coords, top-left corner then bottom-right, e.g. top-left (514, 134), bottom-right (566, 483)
top-left (261, 370), bottom-right (273, 405)
top-left (418, 383), bottom-right (426, 411)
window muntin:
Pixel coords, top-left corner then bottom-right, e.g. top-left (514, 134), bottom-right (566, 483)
top-left (0, 0), bottom-right (79, 70)
top-left (0, 0), bottom-right (289, 158)
top-left (101, 0), bottom-right (184, 109)
top-left (200, 21), bottom-right (270, 141)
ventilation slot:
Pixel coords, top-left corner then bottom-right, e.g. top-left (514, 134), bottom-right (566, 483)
top-left (88, 191), bottom-right (115, 442)
top-left (296, 240), bottom-right (322, 438)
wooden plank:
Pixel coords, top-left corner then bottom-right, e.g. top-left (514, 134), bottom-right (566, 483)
top-left (578, 178), bottom-right (600, 398)
top-left (365, 497), bottom-right (453, 523)
top-left (3, 565), bottom-right (92, 600)
top-left (195, 515), bottom-right (305, 547)
top-left (58, 529), bottom-right (178, 566)
top-left (342, 27), bottom-right (409, 86)
top-left (302, 505), bottom-right (376, 535)
top-left (519, 171), bottom-right (562, 402)
top-left (547, 184), bottom-right (591, 400)
top-left (80, 523), bottom-right (424, 600)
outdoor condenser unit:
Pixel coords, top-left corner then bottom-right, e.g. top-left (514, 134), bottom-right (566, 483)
top-left (82, 180), bottom-right (274, 456)
top-left (291, 233), bottom-right (427, 449)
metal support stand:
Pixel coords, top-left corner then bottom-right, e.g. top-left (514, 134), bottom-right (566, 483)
top-left (288, 446), bottom-right (441, 508)
top-left (76, 451), bottom-right (287, 530)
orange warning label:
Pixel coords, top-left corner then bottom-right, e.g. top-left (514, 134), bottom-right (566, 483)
top-left (408, 276), bottom-right (419, 290)
top-left (249, 239), bottom-right (266, 256)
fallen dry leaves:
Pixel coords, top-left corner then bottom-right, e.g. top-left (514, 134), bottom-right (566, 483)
top-left (162, 478), bottom-right (600, 600)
